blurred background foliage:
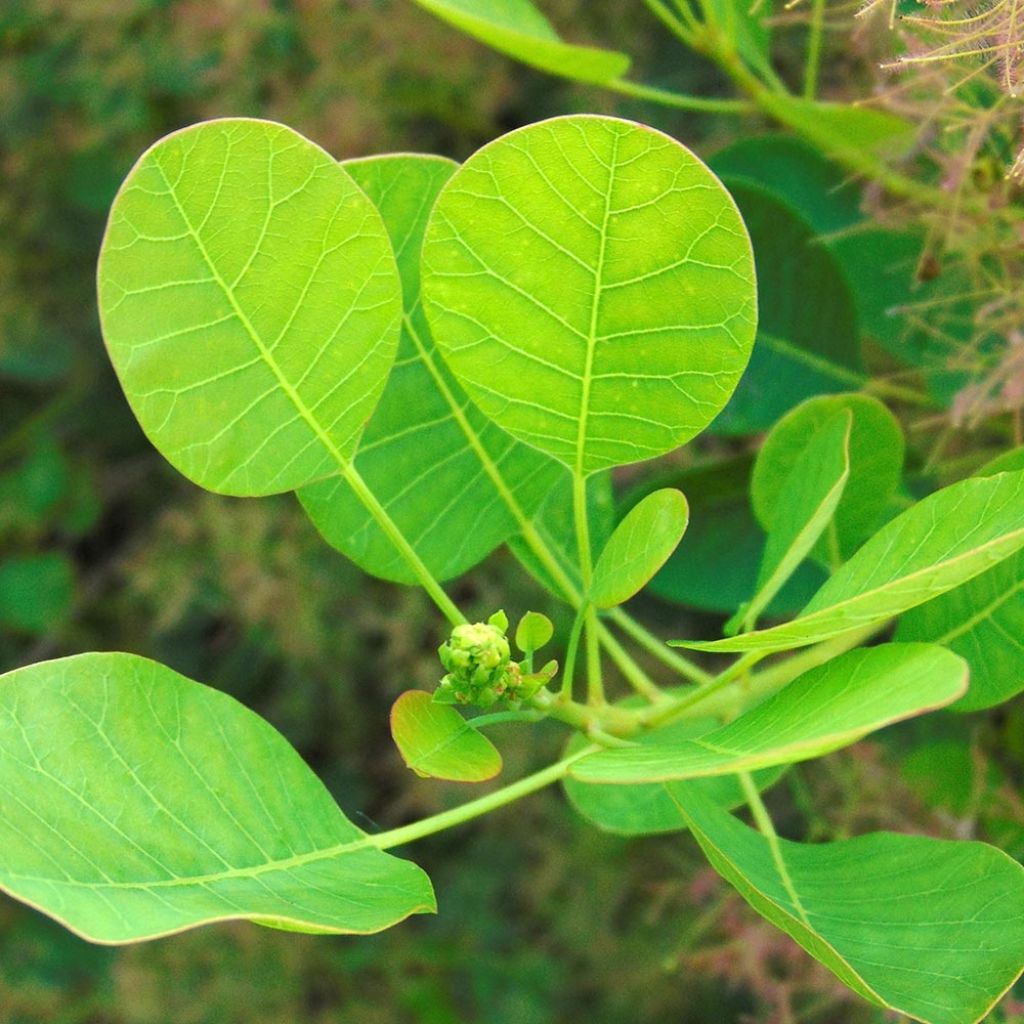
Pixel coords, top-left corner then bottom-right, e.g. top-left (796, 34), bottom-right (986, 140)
top-left (1, 1), bottom-right (1023, 1022)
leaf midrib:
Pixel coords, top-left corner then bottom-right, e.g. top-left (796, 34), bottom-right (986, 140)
top-left (153, 157), bottom-right (353, 472)
top-left (575, 130), bottom-right (618, 482)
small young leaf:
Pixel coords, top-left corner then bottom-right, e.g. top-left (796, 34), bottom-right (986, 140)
top-left (752, 394), bottom-right (904, 564)
top-left (675, 787), bottom-right (1024, 1024)
top-left (515, 611), bottom-right (554, 654)
top-left (298, 155), bottom-right (560, 584)
top-left (410, 0), bottom-right (631, 84)
top-left (647, 456), bottom-right (826, 614)
top-left (422, 115), bottom-right (757, 476)
top-left (590, 488), bottom-right (688, 609)
top-left (0, 654), bottom-right (434, 943)
top-left (570, 644), bottom-right (966, 784)
top-left (736, 410), bottom-right (850, 632)
top-left (896, 448), bottom-right (1024, 711)
top-left (390, 691), bottom-right (502, 783)
top-left (98, 119), bottom-right (402, 497)
top-left (680, 469), bottom-right (1024, 654)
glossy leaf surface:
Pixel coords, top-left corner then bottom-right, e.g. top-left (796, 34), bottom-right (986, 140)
top-left (677, 787), bottom-right (1024, 1024)
top-left (298, 155), bottom-right (559, 583)
top-left (570, 644), bottom-right (966, 783)
top-left (390, 690), bottom-right (502, 782)
top-left (0, 654), bottom-right (434, 943)
top-left (98, 119), bottom-right (402, 496)
top-left (422, 115), bottom-right (757, 475)
top-left (590, 488), bottom-right (688, 609)
top-left (682, 470), bottom-right (1024, 653)
top-left (410, 0), bottom-right (631, 84)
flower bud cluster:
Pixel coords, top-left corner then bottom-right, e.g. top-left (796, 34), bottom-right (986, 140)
top-left (434, 611), bottom-right (551, 708)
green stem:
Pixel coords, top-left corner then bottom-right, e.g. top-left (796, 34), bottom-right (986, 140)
top-left (803, 0), bottom-right (826, 99)
top-left (561, 602), bottom-right (588, 701)
top-left (642, 0), bottom-right (698, 44)
top-left (469, 709), bottom-right (546, 729)
top-left (602, 78), bottom-right (753, 115)
top-left (402, 313), bottom-right (664, 694)
top-left (340, 461), bottom-right (465, 627)
top-left (608, 608), bottom-right (713, 684)
top-left (370, 746), bottom-right (599, 850)
top-left (739, 771), bottom-right (810, 925)
top-left (598, 627), bottom-right (670, 702)
top-left (572, 473), bottom-right (605, 704)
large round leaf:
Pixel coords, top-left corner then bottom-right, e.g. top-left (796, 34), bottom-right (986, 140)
top-left (299, 155), bottom-right (560, 583)
top-left (422, 115), bottom-right (757, 476)
top-left (98, 119), bottom-right (402, 496)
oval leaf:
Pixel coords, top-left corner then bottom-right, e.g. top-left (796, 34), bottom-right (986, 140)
top-left (390, 690), bottom-right (502, 783)
top-left (515, 611), bottom-right (554, 653)
top-left (681, 469), bottom-right (1024, 653)
top-left (570, 644), bottom-right (966, 784)
top-left (298, 154), bottom-right (560, 583)
top-left (410, 0), bottom-right (631, 84)
top-left (897, 449), bottom-right (1024, 711)
top-left (98, 119), bottom-right (402, 496)
top-left (735, 409), bottom-right (850, 632)
top-left (647, 456), bottom-right (827, 614)
top-left (752, 394), bottom-right (904, 563)
top-left (0, 654), bottom-right (434, 943)
top-left (422, 115), bottom-right (757, 476)
top-left (591, 488), bottom-right (689, 609)
top-left (676, 787), bottom-right (1024, 1024)
top-left (562, 714), bottom-right (785, 836)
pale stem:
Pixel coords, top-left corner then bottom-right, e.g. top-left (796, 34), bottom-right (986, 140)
top-left (803, 0), bottom-right (826, 99)
top-left (340, 461), bottom-right (466, 627)
top-left (607, 607), bottom-right (713, 684)
top-left (573, 472), bottom-right (605, 705)
top-left (369, 745), bottom-right (599, 850)
top-left (561, 602), bottom-right (588, 701)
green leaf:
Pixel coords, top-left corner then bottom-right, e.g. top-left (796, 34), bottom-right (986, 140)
top-left (709, 182), bottom-right (862, 435)
top-left (510, 470), bottom-right (616, 599)
top-left (390, 690), bottom-right (502, 782)
top-left (298, 155), bottom-right (560, 583)
top-left (409, 0), bottom-right (631, 84)
top-left (897, 449), bottom-right (1024, 711)
top-left (562, 716), bottom-right (785, 836)
top-left (515, 611), bottom-right (554, 653)
top-left (680, 469), bottom-right (1024, 654)
top-left (752, 395), bottom-right (904, 564)
top-left (570, 644), bottom-right (966, 783)
top-left (422, 115), bottom-right (757, 475)
top-left (675, 787), bottom-right (1024, 1024)
top-left (0, 553), bottom-right (75, 635)
top-left (647, 456), bottom-right (826, 615)
top-left (710, 134), bottom-right (862, 235)
top-left (590, 488), bottom-right (688, 609)
top-left (759, 95), bottom-right (914, 166)
top-left (733, 410), bottom-right (850, 632)
top-left (98, 119), bottom-right (402, 497)
top-left (0, 653), bottom-right (434, 943)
